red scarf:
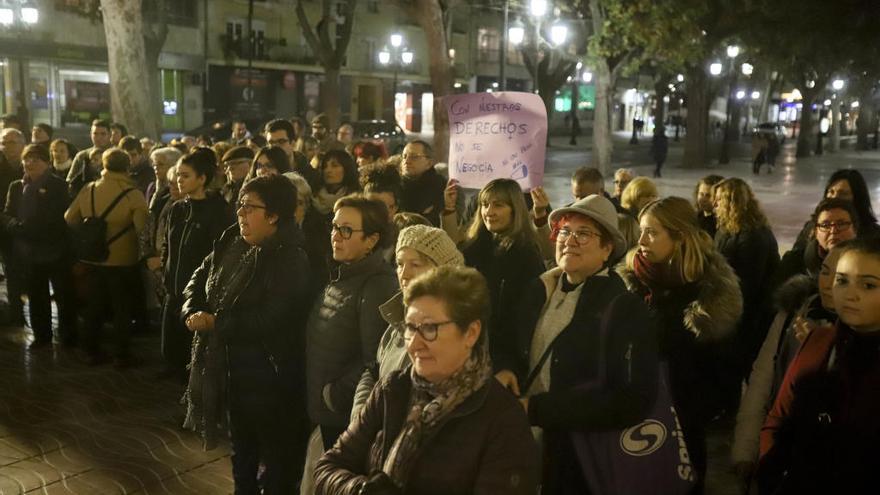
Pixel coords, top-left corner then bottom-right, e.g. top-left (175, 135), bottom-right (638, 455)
top-left (632, 252), bottom-right (686, 305)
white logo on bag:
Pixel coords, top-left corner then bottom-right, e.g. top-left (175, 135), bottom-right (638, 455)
top-left (619, 420), bottom-right (667, 456)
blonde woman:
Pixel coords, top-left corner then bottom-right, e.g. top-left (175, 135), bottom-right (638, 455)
top-left (618, 176), bottom-right (659, 249)
top-left (617, 197), bottom-right (742, 490)
top-left (713, 178), bottom-right (780, 406)
top-left (441, 178), bottom-right (545, 368)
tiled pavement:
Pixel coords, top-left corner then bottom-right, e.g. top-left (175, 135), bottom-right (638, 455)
top-left (0, 323), bottom-right (233, 495)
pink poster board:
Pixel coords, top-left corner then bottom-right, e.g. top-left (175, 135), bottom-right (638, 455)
top-left (446, 92), bottom-right (547, 191)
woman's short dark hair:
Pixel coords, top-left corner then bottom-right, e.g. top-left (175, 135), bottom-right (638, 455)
top-left (180, 147), bottom-right (217, 185)
top-left (320, 149), bottom-right (360, 191)
top-left (248, 145), bottom-right (291, 181)
top-left (102, 148), bottom-right (130, 172)
top-left (22, 143), bottom-right (50, 163)
top-left (403, 265), bottom-right (490, 346)
top-left (356, 141), bottom-right (384, 161)
top-left (825, 169), bottom-right (876, 225)
top-left (811, 197), bottom-right (860, 235)
top-left (239, 175), bottom-right (298, 223)
top-left (334, 193), bottom-right (392, 248)
top-left (50, 138), bottom-right (77, 159)
top-left (360, 163), bottom-right (402, 201)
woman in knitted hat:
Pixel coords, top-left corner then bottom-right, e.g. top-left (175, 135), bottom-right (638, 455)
top-left (495, 194), bottom-right (659, 493)
top-left (350, 224), bottom-right (464, 420)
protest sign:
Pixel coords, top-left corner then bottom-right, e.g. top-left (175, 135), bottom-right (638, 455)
top-left (446, 92), bottom-right (547, 191)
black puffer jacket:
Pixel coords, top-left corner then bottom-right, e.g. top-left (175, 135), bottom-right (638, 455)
top-left (182, 221), bottom-right (311, 371)
top-left (400, 168), bottom-right (446, 226)
top-left (306, 250), bottom-right (398, 429)
top-left (462, 230), bottom-right (545, 369)
top-left (163, 192), bottom-right (234, 296)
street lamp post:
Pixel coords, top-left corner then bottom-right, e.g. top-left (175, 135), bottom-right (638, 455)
top-left (719, 45), bottom-right (740, 165)
top-left (378, 34), bottom-right (414, 112)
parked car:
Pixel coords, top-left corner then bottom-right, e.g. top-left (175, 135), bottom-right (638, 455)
top-left (754, 122), bottom-right (786, 144)
top-left (351, 120), bottom-right (407, 155)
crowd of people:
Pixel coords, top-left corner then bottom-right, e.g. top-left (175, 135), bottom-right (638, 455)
top-left (1, 111), bottom-right (878, 495)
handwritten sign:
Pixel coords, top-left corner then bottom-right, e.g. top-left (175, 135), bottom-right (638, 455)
top-left (446, 92), bottom-right (547, 191)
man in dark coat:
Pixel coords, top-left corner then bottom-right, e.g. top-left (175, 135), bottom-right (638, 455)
top-left (3, 144), bottom-right (75, 348)
top-left (67, 119), bottom-right (112, 198)
top-left (0, 128), bottom-right (25, 325)
top-left (399, 140), bottom-right (446, 227)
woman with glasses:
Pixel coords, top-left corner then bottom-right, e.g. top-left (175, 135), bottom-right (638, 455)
top-left (493, 194), bottom-right (658, 493)
top-left (306, 193), bottom-right (398, 450)
top-left (246, 145), bottom-right (290, 181)
top-left (157, 148), bottom-right (234, 381)
top-left (712, 178), bottom-right (780, 410)
top-left (441, 178), bottom-right (545, 369)
top-left (315, 265), bottom-right (538, 495)
top-left (182, 175), bottom-right (312, 493)
top-left (618, 197), bottom-right (742, 491)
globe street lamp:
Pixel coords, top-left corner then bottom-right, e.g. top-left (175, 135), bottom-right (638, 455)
top-left (550, 22), bottom-right (568, 46)
top-left (530, 0), bottom-right (548, 17)
top-left (832, 79), bottom-right (845, 91)
top-left (719, 45), bottom-right (741, 164)
top-left (710, 62), bottom-right (723, 76)
top-left (378, 33), bottom-right (414, 108)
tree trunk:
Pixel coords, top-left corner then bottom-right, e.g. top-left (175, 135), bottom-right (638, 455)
top-left (322, 65), bottom-right (341, 130)
top-left (652, 76), bottom-right (669, 130)
top-left (856, 85), bottom-right (875, 150)
top-left (100, 0), bottom-right (161, 137)
top-left (829, 100), bottom-right (841, 152)
top-left (592, 59), bottom-right (614, 175)
top-left (413, 0), bottom-right (453, 163)
top-left (795, 106), bottom-right (815, 158)
top-left (682, 65), bottom-right (709, 168)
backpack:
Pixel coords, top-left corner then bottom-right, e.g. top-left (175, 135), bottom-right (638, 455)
top-left (75, 184), bottom-right (135, 262)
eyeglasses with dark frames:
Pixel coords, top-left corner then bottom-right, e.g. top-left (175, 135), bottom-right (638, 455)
top-left (237, 201), bottom-right (267, 214)
top-left (331, 223), bottom-right (365, 240)
top-left (401, 320), bottom-right (455, 342)
top-left (816, 221), bottom-right (853, 232)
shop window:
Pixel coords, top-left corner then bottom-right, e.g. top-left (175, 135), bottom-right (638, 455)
top-left (161, 69), bottom-right (184, 131)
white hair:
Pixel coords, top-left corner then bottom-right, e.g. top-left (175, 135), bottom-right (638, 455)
top-left (150, 146), bottom-right (183, 168)
top-left (283, 171), bottom-right (313, 202)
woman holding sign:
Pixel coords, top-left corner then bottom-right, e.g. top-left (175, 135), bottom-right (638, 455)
top-left (442, 178), bottom-right (545, 369)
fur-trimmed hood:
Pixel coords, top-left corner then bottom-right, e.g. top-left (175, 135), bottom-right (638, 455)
top-left (773, 274), bottom-right (817, 313)
top-left (616, 249), bottom-right (742, 341)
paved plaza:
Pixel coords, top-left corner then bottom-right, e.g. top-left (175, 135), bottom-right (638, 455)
top-left (1, 133), bottom-right (879, 494)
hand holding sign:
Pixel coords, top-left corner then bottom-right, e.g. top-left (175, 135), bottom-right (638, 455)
top-left (447, 92), bottom-right (548, 191)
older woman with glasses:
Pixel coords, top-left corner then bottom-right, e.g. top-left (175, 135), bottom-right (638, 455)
top-left (181, 175), bottom-right (312, 493)
top-left (494, 194), bottom-right (659, 493)
top-left (306, 194), bottom-right (398, 451)
top-left (316, 265), bottom-right (537, 495)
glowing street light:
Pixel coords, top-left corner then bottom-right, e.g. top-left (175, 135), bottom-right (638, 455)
top-left (832, 79), bottom-right (845, 91)
top-left (401, 49), bottom-right (414, 65)
top-left (852, 101), bottom-right (860, 108)
top-left (0, 6), bottom-right (13, 26)
top-left (550, 22), bottom-right (568, 46)
top-left (677, 74), bottom-right (684, 82)
top-left (741, 63), bottom-right (753, 76)
top-left (390, 33), bottom-right (403, 48)
top-left (710, 62), bottom-right (723, 76)
top-left (21, 4), bottom-right (37, 24)
top-left (582, 71), bottom-right (592, 83)
top-left (736, 90), bottom-right (746, 100)
top-left (530, 0), bottom-right (548, 17)
top-left (752, 91), bottom-right (761, 100)
top-left (378, 49), bottom-right (391, 65)
top-left (508, 24), bottom-right (525, 45)
top-left (726, 45), bottom-right (740, 58)
top-left (824, 99), bottom-right (832, 106)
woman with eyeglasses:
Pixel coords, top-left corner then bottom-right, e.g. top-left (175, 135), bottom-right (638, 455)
top-left (246, 145), bottom-right (290, 181)
top-left (773, 198), bottom-right (860, 289)
top-left (182, 175), bottom-right (312, 493)
top-left (306, 193), bottom-right (398, 451)
top-left (493, 194), bottom-right (658, 493)
top-left (618, 197), bottom-right (742, 491)
top-left (315, 265), bottom-right (538, 495)
top-left (157, 148), bottom-right (234, 382)
top-left (712, 178), bottom-right (780, 412)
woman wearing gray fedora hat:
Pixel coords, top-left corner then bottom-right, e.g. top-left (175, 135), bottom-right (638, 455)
top-left (494, 193), bottom-right (660, 494)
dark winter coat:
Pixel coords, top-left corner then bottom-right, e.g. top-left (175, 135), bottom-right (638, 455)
top-left (716, 226), bottom-right (780, 380)
top-left (300, 204), bottom-right (332, 298)
top-left (222, 178), bottom-right (243, 206)
top-left (771, 239), bottom-right (823, 291)
top-left (462, 231), bottom-right (545, 369)
top-left (305, 250), bottom-right (398, 429)
top-left (651, 133), bottom-right (669, 163)
top-left (3, 172), bottom-right (72, 264)
top-left (758, 323), bottom-right (880, 494)
top-left (697, 212), bottom-right (718, 239)
top-left (509, 268), bottom-right (659, 492)
top-left (162, 192), bottom-right (234, 297)
top-left (400, 167), bottom-right (446, 227)
top-left (618, 250), bottom-right (743, 431)
top-left (129, 161), bottom-right (154, 195)
top-left (314, 369), bottom-right (539, 495)
top-left (182, 221), bottom-right (312, 380)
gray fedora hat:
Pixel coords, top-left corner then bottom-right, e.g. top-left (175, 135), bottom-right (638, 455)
top-left (548, 194), bottom-right (627, 261)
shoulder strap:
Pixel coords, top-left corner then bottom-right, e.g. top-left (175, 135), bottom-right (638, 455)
top-left (99, 187), bottom-right (135, 220)
top-left (522, 292), bottom-right (624, 393)
top-left (90, 183), bottom-right (97, 217)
